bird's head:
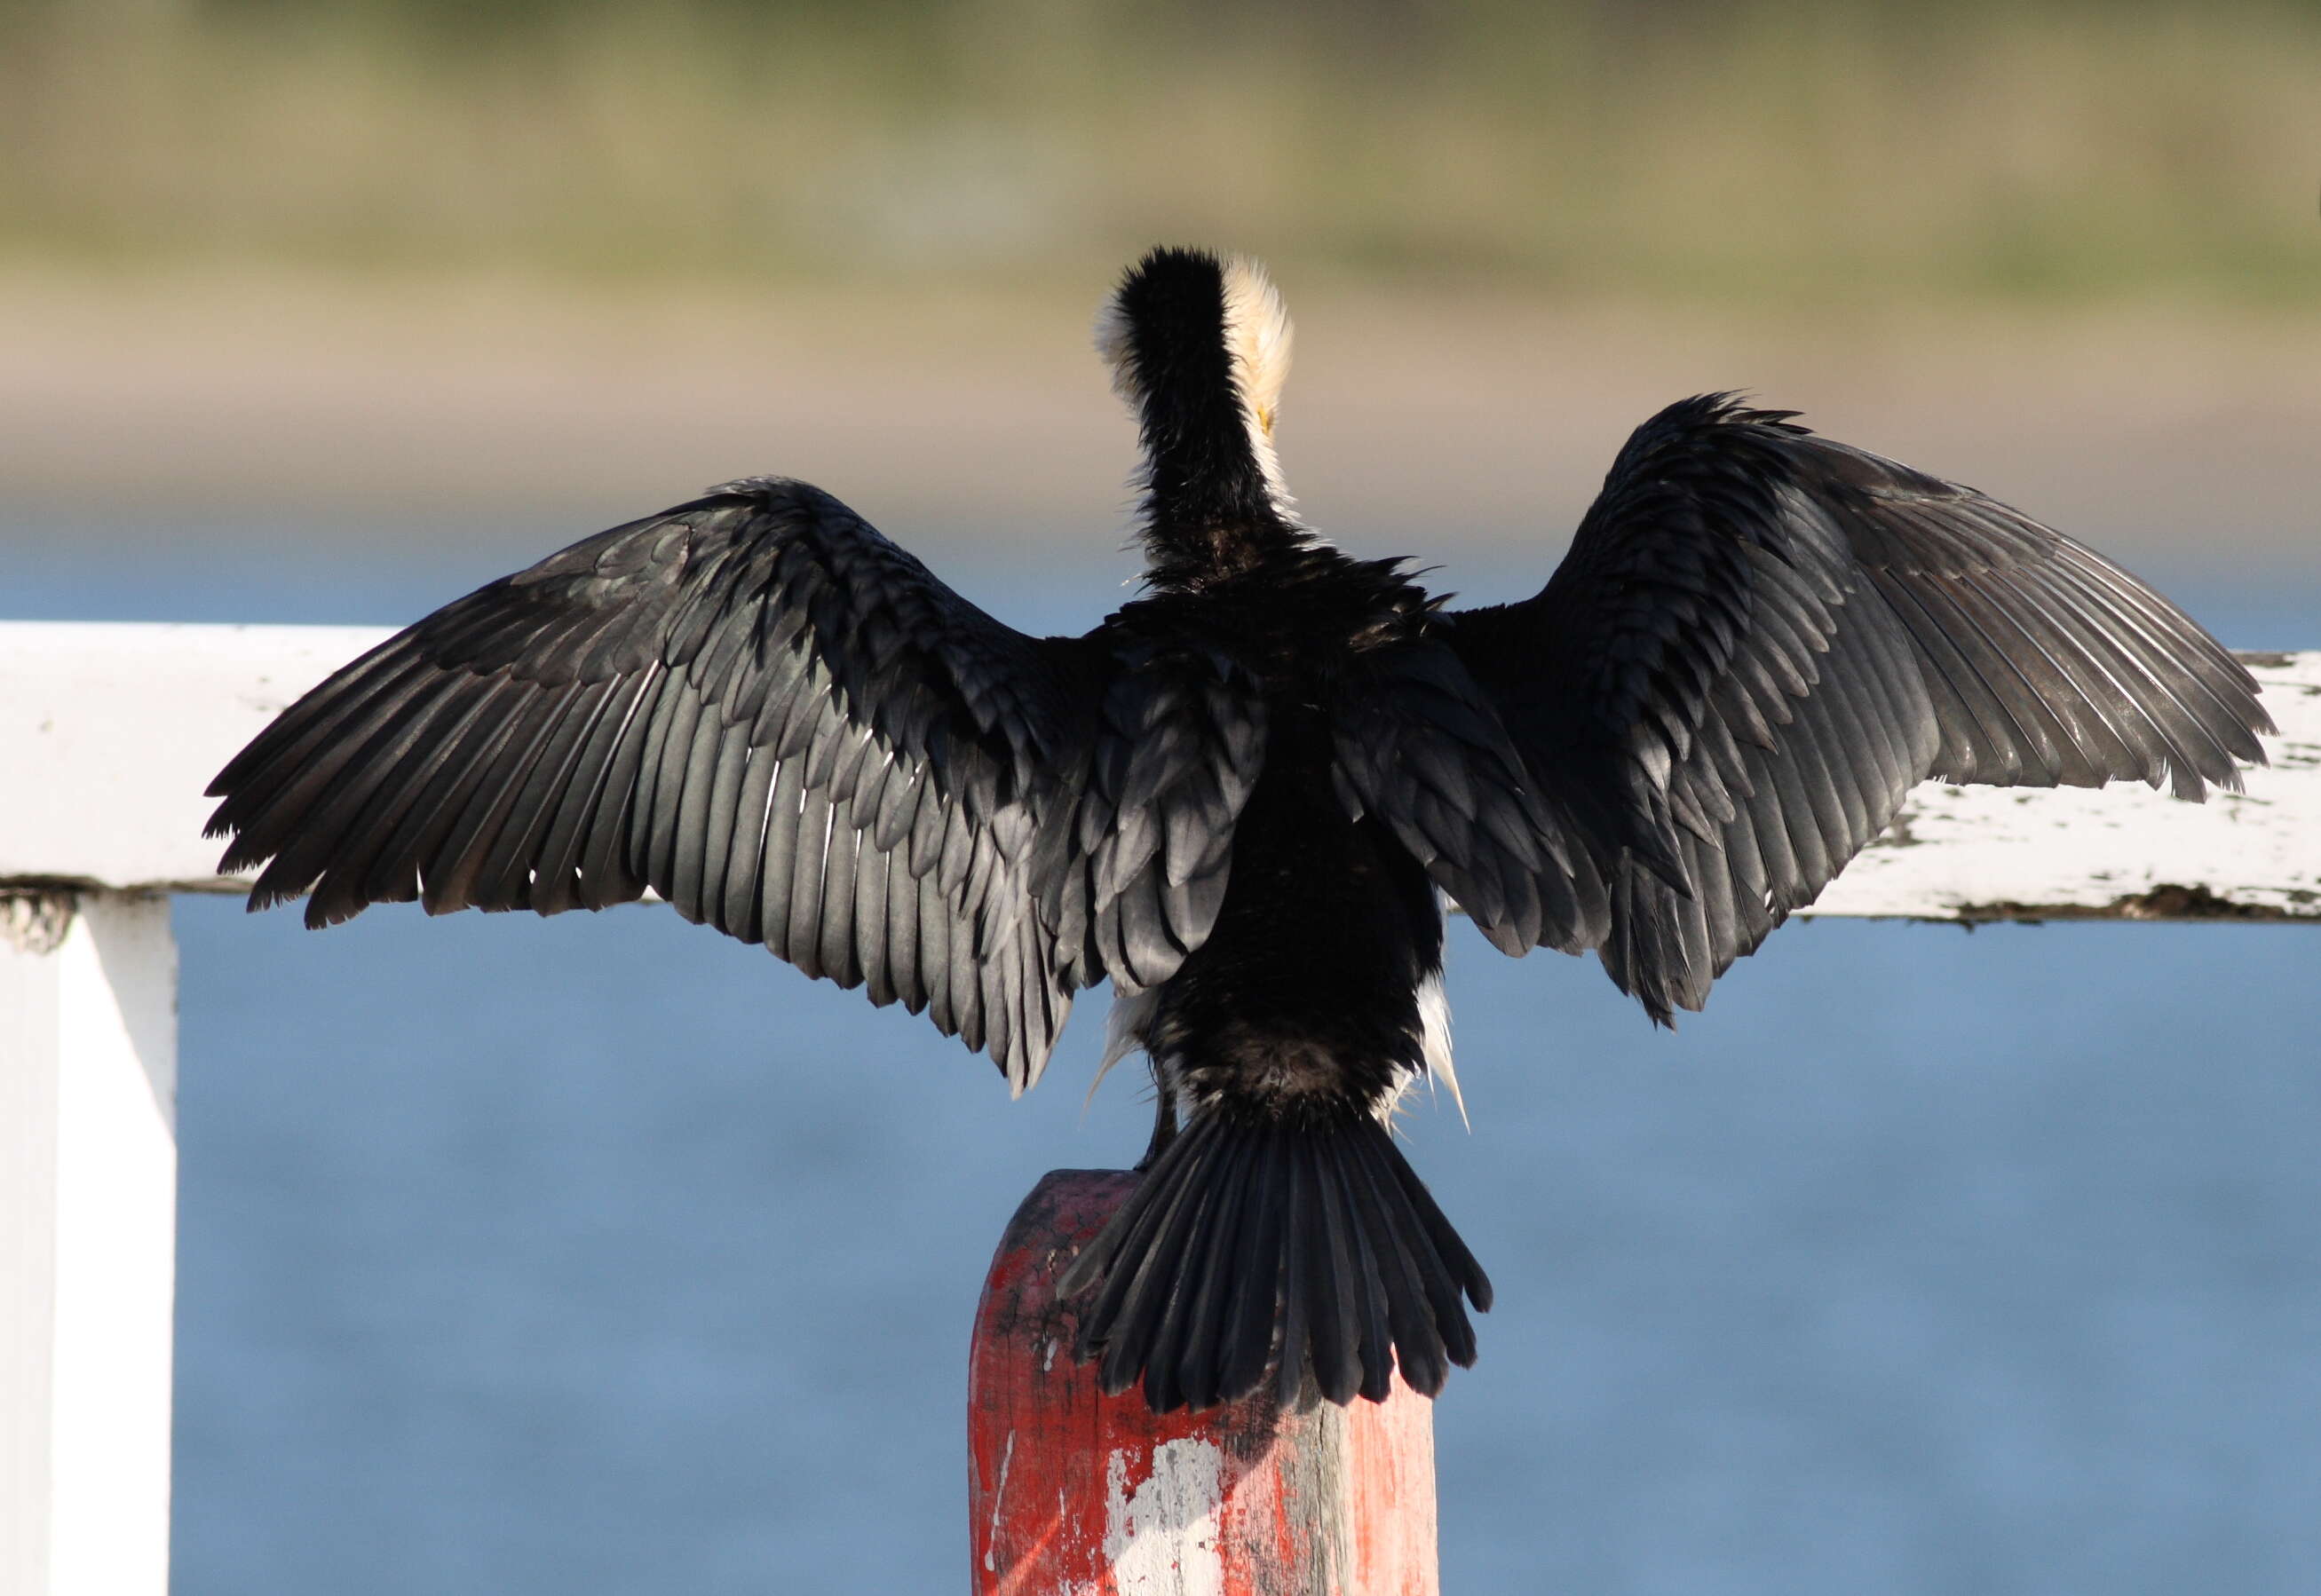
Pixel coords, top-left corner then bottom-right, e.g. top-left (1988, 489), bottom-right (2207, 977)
top-left (1097, 247), bottom-right (1302, 582)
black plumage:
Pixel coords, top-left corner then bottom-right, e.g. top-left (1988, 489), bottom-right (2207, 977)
top-left (208, 246), bottom-right (2270, 1412)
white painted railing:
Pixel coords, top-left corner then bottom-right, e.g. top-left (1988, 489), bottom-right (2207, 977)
top-left (1, 620), bottom-right (2316, 1596)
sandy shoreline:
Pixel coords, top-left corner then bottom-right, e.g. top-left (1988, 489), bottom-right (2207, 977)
top-left (4, 267), bottom-right (2315, 574)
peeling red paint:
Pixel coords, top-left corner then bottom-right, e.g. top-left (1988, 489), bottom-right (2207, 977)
top-left (970, 1170), bottom-right (1438, 1595)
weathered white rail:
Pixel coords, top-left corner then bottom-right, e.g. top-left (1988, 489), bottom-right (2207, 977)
top-left (1, 620), bottom-right (2316, 1596)
top-left (1814, 647), bottom-right (2321, 924)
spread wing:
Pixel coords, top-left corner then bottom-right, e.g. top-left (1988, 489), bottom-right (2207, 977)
top-left (1439, 394), bottom-right (2271, 1023)
top-left (206, 478), bottom-right (1263, 1091)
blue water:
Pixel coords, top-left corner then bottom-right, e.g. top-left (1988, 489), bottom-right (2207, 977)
top-left (13, 522), bottom-right (2321, 1593)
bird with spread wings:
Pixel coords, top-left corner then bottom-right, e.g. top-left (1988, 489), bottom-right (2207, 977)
top-left (209, 248), bottom-right (2270, 1414)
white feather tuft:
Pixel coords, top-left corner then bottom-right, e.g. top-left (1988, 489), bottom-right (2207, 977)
top-left (1220, 257), bottom-right (1294, 503)
top-left (1084, 985), bottom-right (1160, 1118)
top-left (1218, 257), bottom-right (1293, 427)
top-left (1416, 968), bottom-right (1468, 1130)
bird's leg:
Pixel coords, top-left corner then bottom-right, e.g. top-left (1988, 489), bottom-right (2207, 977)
top-left (1137, 1067), bottom-right (1179, 1171)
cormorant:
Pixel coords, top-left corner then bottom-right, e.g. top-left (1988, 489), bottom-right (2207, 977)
top-left (207, 247), bottom-right (2271, 1414)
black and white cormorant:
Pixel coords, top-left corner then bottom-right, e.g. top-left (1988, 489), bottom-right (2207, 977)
top-left (207, 247), bottom-right (2272, 1414)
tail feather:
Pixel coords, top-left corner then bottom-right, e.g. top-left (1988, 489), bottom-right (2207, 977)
top-left (1302, 1134), bottom-right (1366, 1404)
top-left (1144, 1125), bottom-right (1256, 1413)
top-left (1172, 1127), bottom-right (1263, 1411)
top-left (1061, 1107), bottom-right (1491, 1412)
top-left (1073, 1115), bottom-right (1206, 1333)
top-left (1344, 1133), bottom-right (1447, 1395)
top-left (1355, 1126), bottom-right (1481, 1364)
top-left (1325, 1143), bottom-right (1395, 1402)
top-left (1377, 1128), bottom-right (1494, 1316)
top-left (1217, 1124), bottom-right (1287, 1402)
top-left (1092, 1131), bottom-right (1216, 1397)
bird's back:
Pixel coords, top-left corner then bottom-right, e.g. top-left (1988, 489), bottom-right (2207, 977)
top-left (1127, 550), bottom-right (1454, 1116)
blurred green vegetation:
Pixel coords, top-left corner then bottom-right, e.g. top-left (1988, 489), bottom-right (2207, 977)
top-left (3, 0), bottom-right (2317, 303)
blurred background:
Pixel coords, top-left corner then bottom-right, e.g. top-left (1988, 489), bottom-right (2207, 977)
top-left (5, 1), bottom-right (2318, 1592)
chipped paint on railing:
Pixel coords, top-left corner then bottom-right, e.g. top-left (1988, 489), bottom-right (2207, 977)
top-left (1810, 651), bottom-right (2321, 925)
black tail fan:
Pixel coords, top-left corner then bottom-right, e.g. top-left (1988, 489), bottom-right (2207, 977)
top-left (1058, 1107), bottom-right (1493, 1413)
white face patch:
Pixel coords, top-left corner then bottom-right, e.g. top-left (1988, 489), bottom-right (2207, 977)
top-left (1218, 256), bottom-right (1295, 506)
top-left (1218, 257), bottom-right (1292, 436)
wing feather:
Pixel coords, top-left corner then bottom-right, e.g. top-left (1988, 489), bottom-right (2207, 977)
top-left (1438, 394), bottom-right (2269, 1021)
top-left (208, 479), bottom-right (1268, 1091)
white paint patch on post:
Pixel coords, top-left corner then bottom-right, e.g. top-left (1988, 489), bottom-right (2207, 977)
top-left (982, 1430), bottom-right (1015, 1574)
top-left (1, 892), bottom-right (178, 1596)
top-left (1105, 1439), bottom-right (1227, 1596)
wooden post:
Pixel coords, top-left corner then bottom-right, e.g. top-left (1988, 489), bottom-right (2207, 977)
top-left (1, 890), bottom-right (178, 1596)
top-left (970, 1170), bottom-right (1438, 1596)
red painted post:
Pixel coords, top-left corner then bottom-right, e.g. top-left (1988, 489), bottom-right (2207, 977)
top-left (970, 1170), bottom-right (1439, 1595)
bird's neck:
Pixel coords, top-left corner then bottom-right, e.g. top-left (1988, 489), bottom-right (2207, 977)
top-left (1131, 393), bottom-right (1306, 589)
top-left (1102, 248), bottom-right (1308, 589)
top-left (1138, 504), bottom-right (1307, 592)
